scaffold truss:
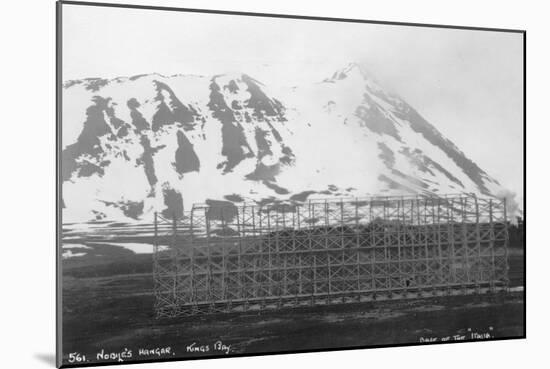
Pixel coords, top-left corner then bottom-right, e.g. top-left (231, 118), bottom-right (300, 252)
top-left (153, 195), bottom-right (509, 317)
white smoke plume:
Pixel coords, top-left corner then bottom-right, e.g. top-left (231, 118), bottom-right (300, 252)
top-left (496, 189), bottom-right (521, 224)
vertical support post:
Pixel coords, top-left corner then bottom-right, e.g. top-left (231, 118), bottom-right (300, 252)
top-left (250, 209), bottom-right (258, 308)
top-left (250, 205), bottom-right (258, 306)
top-left (503, 197), bottom-right (510, 287)
top-left (436, 199), bottom-right (444, 290)
top-left (172, 213), bottom-right (178, 307)
top-left (153, 212), bottom-right (158, 254)
top-left (274, 208), bottom-right (281, 306)
top-left (249, 205), bottom-right (260, 298)
top-left (461, 197), bottom-right (471, 290)
top-left (370, 200), bottom-right (376, 294)
top-left (282, 204), bottom-right (288, 303)
top-left (296, 205), bottom-right (302, 300)
top-left (309, 201), bottom-right (315, 304)
top-left (258, 206), bottom-right (267, 308)
top-left (267, 208), bottom-right (272, 301)
top-left (206, 208), bottom-right (213, 310)
top-left (383, 199), bottom-right (389, 295)
top-left (415, 198), bottom-right (421, 294)
top-left (220, 207), bottom-right (226, 304)
top-left (397, 199), bottom-right (403, 296)
top-left (448, 198), bottom-right (456, 292)
top-left (325, 200), bottom-right (331, 302)
top-left (153, 212), bottom-right (158, 315)
top-left (190, 208), bottom-right (198, 310)
top-left (237, 207), bottom-right (246, 306)
top-left (355, 199), bottom-right (361, 297)
top-left (489, 199), bottom-right (496, 290)
top-left (474, 196), bottom-right (482, 290)
top-left (201, 207), bottom-right (208, 310)
top-left (410, 199), bottom-right (420, 292)
top-left (423, 198), bottom-right (430, 294)
top-left (340, 200), bottom-right (347, 302)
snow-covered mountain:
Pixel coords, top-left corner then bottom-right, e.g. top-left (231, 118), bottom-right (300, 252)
top-left (61, 63), bottom-right (504, 222)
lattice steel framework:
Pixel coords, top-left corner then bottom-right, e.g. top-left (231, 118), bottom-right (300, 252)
top-left (153, 195), bottom-right (509, 317)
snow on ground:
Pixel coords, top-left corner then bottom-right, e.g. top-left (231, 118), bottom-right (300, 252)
top-left (62, 250), bottom-right (87, 259)
top-left (62, 243), bottom-right (92, 249)
top-left (90, 242), bottom-right (168, 254)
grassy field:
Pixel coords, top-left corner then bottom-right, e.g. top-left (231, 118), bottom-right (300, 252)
top-left (60, 238), bottom-right (524, 366)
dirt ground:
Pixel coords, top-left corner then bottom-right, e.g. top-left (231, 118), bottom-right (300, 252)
top-left (60, 249), bottom-right (524, 366)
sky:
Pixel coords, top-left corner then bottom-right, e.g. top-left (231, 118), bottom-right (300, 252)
top-left (62, 4), bottom-right (524, 202)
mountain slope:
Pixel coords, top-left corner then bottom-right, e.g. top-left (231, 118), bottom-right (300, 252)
top-left (61, 63), bottom-right (503, 222)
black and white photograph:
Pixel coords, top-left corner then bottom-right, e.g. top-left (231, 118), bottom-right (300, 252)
top-left (56, 1), bottom-right (525, 367)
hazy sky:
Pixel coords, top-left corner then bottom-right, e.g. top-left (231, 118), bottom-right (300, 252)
top-left (62, 4), bottom-right (524, 200)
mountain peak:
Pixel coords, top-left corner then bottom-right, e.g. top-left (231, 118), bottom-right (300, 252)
top-left (322, 62), bottom-right (380, 85)
top-left (61, 65), bottom-right (506, 222)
